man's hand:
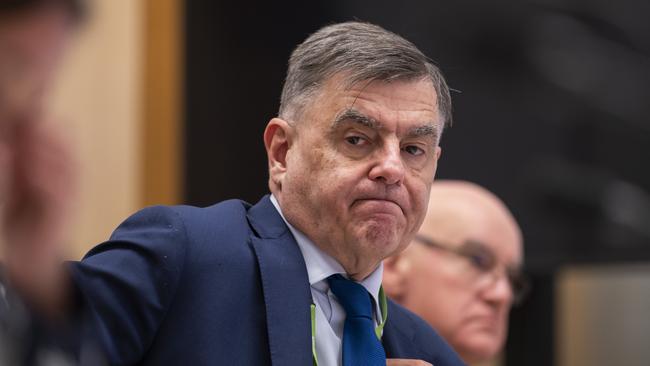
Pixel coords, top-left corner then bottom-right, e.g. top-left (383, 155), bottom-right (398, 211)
top-left (387, 359), bottom-right (433, 366)
top-left (1, 117), bottom-right (76, 318)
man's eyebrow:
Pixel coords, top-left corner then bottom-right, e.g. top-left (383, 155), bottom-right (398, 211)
top-left (331, 109), bottom-right (381, 130)
top-left (331, 108), bottom-right (441, 141)
top-left (407, 124), bottom-right (439, 138)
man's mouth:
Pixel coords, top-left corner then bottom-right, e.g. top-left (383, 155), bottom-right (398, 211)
top-left (352, 198), bottom-right (404, 216)
top-left (466, 314), bottom-right (500, 331)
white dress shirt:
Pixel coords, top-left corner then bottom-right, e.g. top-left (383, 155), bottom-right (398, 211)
top-left (270, 195), bottom-right (384, 366)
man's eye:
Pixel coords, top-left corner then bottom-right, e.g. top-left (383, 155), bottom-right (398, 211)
top-left (403, 145), bottom-right (424, 156)
top-left (468, 253), bottom-right (494, 272)
top-left (345, 136), bottom-right (364, 145)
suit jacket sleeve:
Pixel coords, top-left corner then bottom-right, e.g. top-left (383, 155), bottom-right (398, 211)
top-left (69, 205), bottom-right (188, 365)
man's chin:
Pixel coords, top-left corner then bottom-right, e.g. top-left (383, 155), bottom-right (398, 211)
top-left (353, 217), bottom-right (398, 239)
top-left (455, 332), bottom-right (504, 362)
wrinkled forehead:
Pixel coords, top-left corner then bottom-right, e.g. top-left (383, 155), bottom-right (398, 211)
top-left (305, 74), bottom-right (442, 127)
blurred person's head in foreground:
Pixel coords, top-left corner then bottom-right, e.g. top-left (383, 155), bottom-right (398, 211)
top-left (0, 0), bottom-right (85, 313)
top-left (383, 180), bottom-right (526, 364)
top-left (0, 0), bottom-right (84, 120)
top-left (0, 0), bottom-right (83, 207)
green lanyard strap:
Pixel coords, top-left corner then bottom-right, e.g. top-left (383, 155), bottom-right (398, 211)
top-left (375, 286), bottom-right (388, 339)
top-left (311, 304), bottom-right (319, 366)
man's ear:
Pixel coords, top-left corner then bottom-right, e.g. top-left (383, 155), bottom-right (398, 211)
top-left (383, 253), bottom-right (411, 301)
top-left (264, 118), bottom-right (293, 190)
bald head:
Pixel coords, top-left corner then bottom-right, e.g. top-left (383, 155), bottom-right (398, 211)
top-left (421, 181), bottom-right (522, 261)
top-left (384, 180), bottom-right (523, 364)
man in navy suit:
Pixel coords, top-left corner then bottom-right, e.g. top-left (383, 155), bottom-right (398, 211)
top-left (10, 21), bottom-right (465, 365)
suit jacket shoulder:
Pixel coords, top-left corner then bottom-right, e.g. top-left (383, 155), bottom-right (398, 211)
top-left (70, 199), bottom-right (268, 365)
top-left (70, 196), bottom-right (314, 366)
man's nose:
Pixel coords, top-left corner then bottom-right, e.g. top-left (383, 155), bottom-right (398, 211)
top-left (368, 143), bottom-right (405, 185)
top-left (481, 270), bottom-right (514, 306)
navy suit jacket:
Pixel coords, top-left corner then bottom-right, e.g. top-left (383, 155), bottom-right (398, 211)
top-left (71, 196), bottom-right (465, 365)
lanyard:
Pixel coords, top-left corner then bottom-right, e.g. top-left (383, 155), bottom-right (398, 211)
top-left (311, 286), bottom-right (388, 366)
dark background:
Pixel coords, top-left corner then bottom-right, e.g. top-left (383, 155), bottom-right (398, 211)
top-left (184, 1), bottom-right (650, 364)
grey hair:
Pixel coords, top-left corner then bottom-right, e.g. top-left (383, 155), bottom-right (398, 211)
top-left (279, 21), bottom-right (452, 128)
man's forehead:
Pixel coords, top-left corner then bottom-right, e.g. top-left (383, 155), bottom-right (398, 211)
top-left (331, 107), bottom-right (441, 138)
top-left (327, 76), bottom-right (439, 114)
top-left (318, 73), bottom-right (437, 106)
top-left (422, 202), bottom-right (523, 265)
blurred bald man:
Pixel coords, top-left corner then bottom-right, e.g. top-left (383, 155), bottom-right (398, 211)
top-left (383, 180), bottom-right (527, 365)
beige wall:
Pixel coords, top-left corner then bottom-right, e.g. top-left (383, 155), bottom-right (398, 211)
top-left (49, 0), bottom-right (143, 258)
top-left (557, 264), bottom-right (650, 366)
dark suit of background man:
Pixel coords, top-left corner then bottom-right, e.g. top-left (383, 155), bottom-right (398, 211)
top-left (70, 22), bottom-right (464, 366)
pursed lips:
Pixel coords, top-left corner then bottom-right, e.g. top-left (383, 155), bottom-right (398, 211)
top-left (351, 197), bottom-right (405, 216)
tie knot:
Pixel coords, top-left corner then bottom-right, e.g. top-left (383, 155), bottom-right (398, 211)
top-left (327, 274), bottom-right (374, 319)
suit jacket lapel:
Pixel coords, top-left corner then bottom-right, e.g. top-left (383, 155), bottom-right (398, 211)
top-left (248, 195), bottom-right (313, 366)
top-left (382, 299), bottom-right (416, 359)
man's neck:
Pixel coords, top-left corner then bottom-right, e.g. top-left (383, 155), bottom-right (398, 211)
top-left (269, 194), bottom-right (381, 282)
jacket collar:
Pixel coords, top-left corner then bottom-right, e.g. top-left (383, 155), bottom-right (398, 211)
top-left (247, 195), bottom-right (313, 366)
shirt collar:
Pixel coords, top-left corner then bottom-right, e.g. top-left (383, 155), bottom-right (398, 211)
top-left (270, 194), bottom-right (384, 306)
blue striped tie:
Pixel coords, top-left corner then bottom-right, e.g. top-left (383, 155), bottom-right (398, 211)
top-left (328, 274), bottom-right (386, 366)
